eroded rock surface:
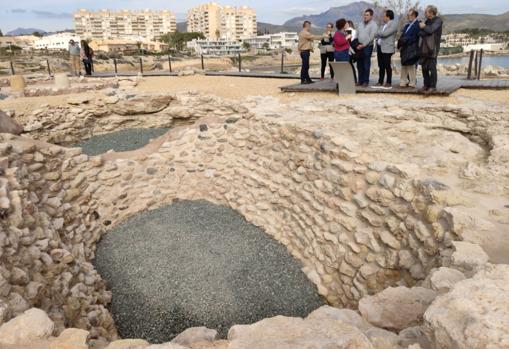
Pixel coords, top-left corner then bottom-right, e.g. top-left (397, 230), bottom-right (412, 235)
top-left (424, 264), bottom-right (509, 349)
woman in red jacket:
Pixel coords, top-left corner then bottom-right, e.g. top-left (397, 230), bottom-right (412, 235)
top-left (333, 19), bottom-right (351, 62)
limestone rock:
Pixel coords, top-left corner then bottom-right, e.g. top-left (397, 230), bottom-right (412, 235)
top-left (146, 343), bottom-right (189, 349)
top-left (430, 267), bottom-right (466, 293)
top-left (424, 264), bottom-right (509, 349)
top-left (104, 339), bottom-right (149, 349)
top-left (451, 241), bottom-right (489, 271)
top-left (0, 308), bottom-right (54, 345)
top-left (306, 305), bottom-right (369, 330)
top-left (171, 327), bottom-right (217, 347)
top-left (109, 95), bottom-right (172, 115)
top-left (0, 110), bottom-right (23, 135)
top-left (359, 287), bottom-right (437, 330)
top-left (50, 328), bottom-right (89, 349)
top-left (227, 313), bottom-right (374, 349)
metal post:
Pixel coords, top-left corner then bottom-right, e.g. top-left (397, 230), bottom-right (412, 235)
top-left (238, 53), bottom-right (242, 72)
top-left (114, 58), bottom-right (118, 75)
top-left (467, 50), bottom-right (475, 80)
top-left (46, 59), bottom-right (51, 76)
top-left (280, 51), bottom-right (284, 74)
top-left (139, 57), bottom-right (143, 74)
top-left (10, 61), bottom-right (15, 75)
top-left (201, 54), bottom-right (204, 70)
top-left (473, 50), bottom-right (478, 80)
top-left (168, 55), bottom-right (172, 73)
top-left (477, 49), bottom-right (483, 80)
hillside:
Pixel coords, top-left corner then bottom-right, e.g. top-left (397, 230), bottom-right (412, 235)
top-left (442, 11), bottom-right (509, 32)
top-left (6, 28), bottom-right (46, 36)
top-left (283, 1), bottom-right (376, 27)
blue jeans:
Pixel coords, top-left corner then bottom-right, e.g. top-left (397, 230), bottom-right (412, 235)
top-left (300, 50), bottom-right (311, 83)
top-left (356, 45), bottom-right (373, 84)
top-left (334, 50), bottom-right (349, 62)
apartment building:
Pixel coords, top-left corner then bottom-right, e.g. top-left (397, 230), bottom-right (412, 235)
top-left (187, 3), bottom-right (256, 41)
top-left (74, 9), bottom-right (177, 41)
top-left (242, 32), bottom-right (299, 50)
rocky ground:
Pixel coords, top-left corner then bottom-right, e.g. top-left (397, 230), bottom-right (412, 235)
top-left (0, 76), bottom-right (508, 349)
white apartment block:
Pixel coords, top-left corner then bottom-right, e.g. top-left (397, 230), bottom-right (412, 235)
top-left (187, 3), bottom-right (256, 41)
top-left (74, 9), bottom-right (176, 41)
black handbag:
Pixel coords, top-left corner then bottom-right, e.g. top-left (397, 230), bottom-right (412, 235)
top-left (401, 42), bottom-right (418, 66)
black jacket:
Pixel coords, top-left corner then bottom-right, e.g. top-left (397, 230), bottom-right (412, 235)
top-left (419, 16), bottom-right (443, 59)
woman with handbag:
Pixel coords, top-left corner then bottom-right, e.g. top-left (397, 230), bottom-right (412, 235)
top-left (320, 23), bottom-right (335, 80)
top-left (80, 40), bottom-right (94, 76)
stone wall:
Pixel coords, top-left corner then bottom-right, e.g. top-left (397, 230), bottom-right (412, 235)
top-left (0, 135), bottom-right (115, 339)
top-left (0, 91), bottom-right (507, 347)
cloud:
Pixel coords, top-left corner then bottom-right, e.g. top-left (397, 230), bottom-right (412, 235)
top-left (31, 10), bottom-right (72, 19)
top-left (281, 6), bottom-right (320, 16)
top-left (11, 9), bottom-right (27, 13)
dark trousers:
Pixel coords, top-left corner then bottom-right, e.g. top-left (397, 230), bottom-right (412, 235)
top-left (83, 59), bottom-right (92, 75)
top-left (422, 58), bottom-right (438, 88)
top-left (320, 52), bottom-right (334, 79)
top-left (356, 45), bottom-right (373, 85)
top-left (377, 46), bottom-right (393, 84)
top-left (349, 56), bottom-right (358, 84)
top-left (300, 50), bottom-right (311, 83)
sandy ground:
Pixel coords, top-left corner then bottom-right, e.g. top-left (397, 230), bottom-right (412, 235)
top-left (1, 76), bottom-right (509, 116)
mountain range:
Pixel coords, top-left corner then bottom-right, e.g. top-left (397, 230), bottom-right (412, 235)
top-left (6, 28), bottom-right (47, 36)
top-left (282, 2), bottom-right (509, 33)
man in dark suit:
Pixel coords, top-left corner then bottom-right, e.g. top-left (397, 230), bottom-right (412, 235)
top-left (419, 5), bottom-right (443, 92)
top-left (399, 9), bottom-right (420, 88)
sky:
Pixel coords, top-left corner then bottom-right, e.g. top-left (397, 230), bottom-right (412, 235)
top-left (1, 0), bottom-right (508, 33)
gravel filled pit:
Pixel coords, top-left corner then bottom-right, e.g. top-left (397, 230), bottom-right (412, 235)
top-left (94, 200), bottom-right (324, 343)
top-left (75, 128), bottom-right (169, 156)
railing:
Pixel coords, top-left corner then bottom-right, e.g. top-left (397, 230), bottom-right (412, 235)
top-left (0, 50), bottom-right (294, 77)
top-left (467, 49), bottom-right (484, 80)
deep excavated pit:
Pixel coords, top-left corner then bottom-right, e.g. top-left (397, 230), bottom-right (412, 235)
top-left (94, 200), bottom-right (324, 342)
top-left (2, 91), bottom-right (508, 347)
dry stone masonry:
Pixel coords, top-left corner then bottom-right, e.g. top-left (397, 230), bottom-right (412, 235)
top-left (0, 90), bottom-right (508, 348)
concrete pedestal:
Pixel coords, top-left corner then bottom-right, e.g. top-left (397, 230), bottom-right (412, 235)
top-left (54, 73), bottom-right (70, 90)
top-left (9, 75), bottom-right (26, 92)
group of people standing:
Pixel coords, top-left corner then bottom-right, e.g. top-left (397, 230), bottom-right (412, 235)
top-left (68, 39), bottom-right (94, 76)
top-left (298, 5), bottom-right (443, 92)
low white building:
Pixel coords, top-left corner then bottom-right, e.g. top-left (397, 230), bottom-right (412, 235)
top-left (34, 32), bottom-right (81, 50)
top-left (242, 35), bottom-right (270, 50)
top-left (463, 43), bottom-right (507, 52)
top-left (242, 32), bottom-right (299, 51)
top-left (187, 39), bottom-right (246, 55)
top-left (269, 32), bottom-right (298, 49)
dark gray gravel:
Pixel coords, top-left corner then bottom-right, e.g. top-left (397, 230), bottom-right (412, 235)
top-left (95, 200), bottom-right (323, 343)
top-left (75, 128), bottom-right (169, 156)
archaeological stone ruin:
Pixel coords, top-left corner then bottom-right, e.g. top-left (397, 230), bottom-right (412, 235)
top-left (0, 83), bottom-right (508, 349)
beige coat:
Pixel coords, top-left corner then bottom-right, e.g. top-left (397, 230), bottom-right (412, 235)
top-left (298, 29), bottom-right (324, 52)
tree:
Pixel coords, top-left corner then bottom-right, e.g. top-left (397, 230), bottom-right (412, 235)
top-left (32, 31), bottom-right (44, 38)
top-left (242, 42), bottom-right (251, 50)
top-left (0, 29), bottom-right (3, 37)
top-left (161, 32), bottom-right (205, 52)
top-left (262, 42), bottom-right (270, 50)
top-left (372, 0), bottom-right (421, 30)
